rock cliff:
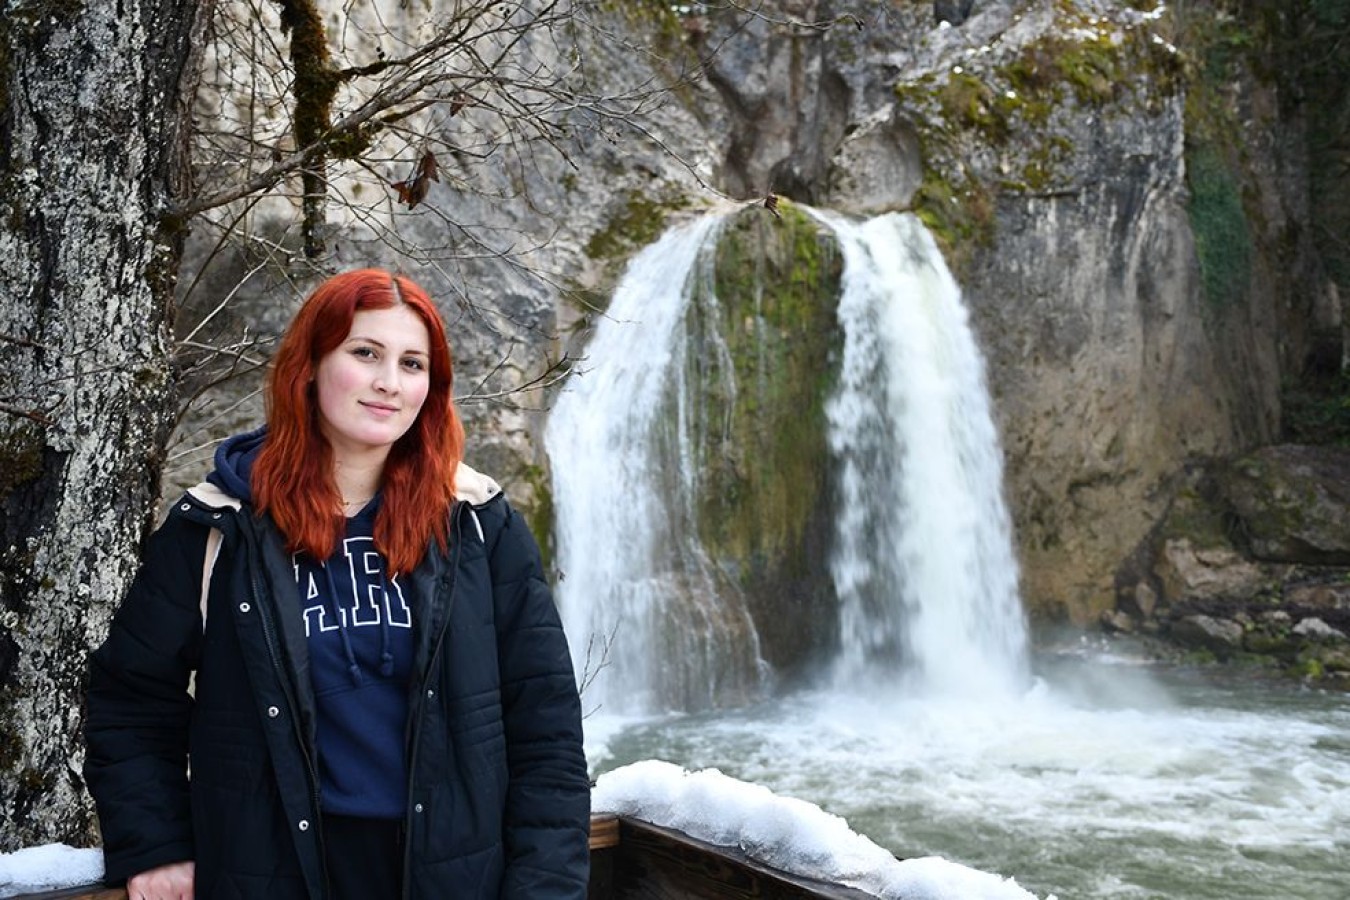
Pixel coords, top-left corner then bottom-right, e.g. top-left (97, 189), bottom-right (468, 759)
top-left (1110, 444), bottom-right (1350, 683)
top-left (569, 0), bottom-right (1327, 625)
top-left (175, 0), bottom-right (1340, 644)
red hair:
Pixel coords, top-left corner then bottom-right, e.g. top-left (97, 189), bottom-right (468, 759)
top-left (253, 268), bottom-right (465, 573)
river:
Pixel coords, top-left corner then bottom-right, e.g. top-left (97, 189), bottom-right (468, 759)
top-left (588, 649), bottom-right (1350, 900)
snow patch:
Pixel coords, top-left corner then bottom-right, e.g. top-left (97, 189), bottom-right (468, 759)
top-left (0, 843), bottom-right (103, 897)
top-left (593, 760), bottom-right (1054, 900)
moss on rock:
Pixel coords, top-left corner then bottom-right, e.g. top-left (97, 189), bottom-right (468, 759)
top-left (518, 462), bottom-right (556, 578)
top-left (693, 204), bottom-right (840, 557)
top-left (1186, 140), bottom-right (1252, 311)
top-left (685, 202), bottom-right (844, 674)
top-left (583, 189), bottom-right (690, 270)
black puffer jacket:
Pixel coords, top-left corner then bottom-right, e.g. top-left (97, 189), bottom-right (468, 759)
top-left (85, 465), bottom-right (590, 899)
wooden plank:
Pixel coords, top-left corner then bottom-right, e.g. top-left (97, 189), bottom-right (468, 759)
top-left (608, 817), bottom-right (881, 900)
top-left (5, 888), bottom-right (125, 900)
top-left (590, 813), bottom-right (621, 850)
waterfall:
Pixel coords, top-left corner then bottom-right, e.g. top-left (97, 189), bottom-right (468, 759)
top-left (818, 212), bottom-right (1029, 696)
top-left (546, 214), bottom-right (768, 717)
top-left (548, 208), bottom-right (1027, 716)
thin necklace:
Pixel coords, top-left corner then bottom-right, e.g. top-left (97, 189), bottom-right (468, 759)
top-left (342, 495), bottom-right (373, 508)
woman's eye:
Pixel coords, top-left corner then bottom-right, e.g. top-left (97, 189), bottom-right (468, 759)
top-left (352, 346), bottom-right (376, 359)
top-left (402, 358), bottom-right (426, 371)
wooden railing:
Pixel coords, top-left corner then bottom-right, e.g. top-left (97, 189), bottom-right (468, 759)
top-left (10, 814), bottom-right (876, 900)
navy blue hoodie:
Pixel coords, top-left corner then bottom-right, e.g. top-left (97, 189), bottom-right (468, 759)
top-left (209, 428), bottom-right (412, 818)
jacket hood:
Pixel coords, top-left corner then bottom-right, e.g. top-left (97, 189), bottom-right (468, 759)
top-left (454, 461), bottom-right (501, 507)
top-left (207, 426), bottom-right (266, 503)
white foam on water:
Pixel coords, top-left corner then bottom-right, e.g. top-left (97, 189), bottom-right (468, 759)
top-left (594, 671), bottom-right (1350, 897)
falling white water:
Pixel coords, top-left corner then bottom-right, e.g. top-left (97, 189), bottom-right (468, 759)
top-left (547, 213), bottom-right (767, 717)
top-left (817, 211), bottom-right (1028, 696)
top-left (550, 207), bottom-right (1028, 716)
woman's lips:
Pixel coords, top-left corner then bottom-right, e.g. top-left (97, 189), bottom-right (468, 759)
top-left (360, 401), bottom-right (399, 417)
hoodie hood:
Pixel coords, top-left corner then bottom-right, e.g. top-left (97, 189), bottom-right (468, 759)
top-left (207, 426), bottom-right (266, 503)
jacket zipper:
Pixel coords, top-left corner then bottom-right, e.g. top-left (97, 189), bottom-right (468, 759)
top-left (249, 540), bottom-right (329, 899)
top-left (401, 505), bottom-right (464, 899)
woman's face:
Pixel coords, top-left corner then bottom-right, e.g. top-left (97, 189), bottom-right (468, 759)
top-left (314, 305), bottom-right (432, 461)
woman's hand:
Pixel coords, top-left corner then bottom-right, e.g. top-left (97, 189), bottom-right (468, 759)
top-left (126, 860), bottom-right (194, 900)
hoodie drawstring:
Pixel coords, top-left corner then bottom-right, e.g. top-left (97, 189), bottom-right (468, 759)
top-left (324, 562), bottom-right (364, 687)
top-left (322, 557), bottom-right (398, 684)
top-left (378, 574), bottom-right (396, 677)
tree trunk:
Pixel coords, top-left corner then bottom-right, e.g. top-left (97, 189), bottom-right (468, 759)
top-left (0, 0), bottom-right (211, 849)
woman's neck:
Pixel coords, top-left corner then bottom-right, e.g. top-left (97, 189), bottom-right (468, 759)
top-left (332, 453), bottom-right (386, 506)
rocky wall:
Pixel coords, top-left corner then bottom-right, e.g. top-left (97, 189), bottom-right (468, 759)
top-left (691, 204), bottom-right (845, 678)
top-left (173, 0), bottom-right (1334, 637)
top-left (1108, 444), bottom-right (1350, 685)
top-left (690, 0), bottom-right (1319, 622)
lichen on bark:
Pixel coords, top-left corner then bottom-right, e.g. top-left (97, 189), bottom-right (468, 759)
top-left (277, 0), bottom-right (339, 257)
top-left (0, 0), bottom-right (205, 849)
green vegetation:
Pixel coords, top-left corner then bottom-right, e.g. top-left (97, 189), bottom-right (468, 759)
top-left (691, 202), bottom-right (843, 569)
top-left (599, 0), bottom-right (697, 59)
top-left (1185, 141), bottom-right (1252, 310)
top-left (889, 1), bottom-right (1188, 273)
top-left (1282, 373), bottom-right (1350, 446)
top-left (1256, 0), bottom-right (1350, 441)
top-left (910, 168), bottom-right (995, 269)
top-left (518, 463), bottom-right (556, 577)
top-left (1182, 648), bottom-right (1219, 665)
top-left (935, 71), bottom-right (1012, 142)
top-left (583, 188), bottom-right (690, 265)
top-left (1007, 33), bottom-right (1116, 108)
top-left (327, 124), bottom-right (376, 161)
top-left (1171, 4), bottom-right (1267, 311)
top-left (1158, 484), bottom-right (1234, 550)
top-left (1302, 0), bottom-right (1350, 304)
top-left (1291, 655), bottom-right (1326, 679)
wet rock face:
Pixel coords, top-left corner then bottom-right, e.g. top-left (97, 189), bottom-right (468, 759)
top-left (694, 0), bottom-right (1315, 622)
top-left (1110, 447), bottom-right (1350, 684)
top-left (685, 0), bottom-right (1274, 626)
top-left (1171, 615), bottom-right (1244, 658)
top-left (1218, 446), bottom-right (1350, 564)
top-left (1155, 539), bottom-right (1269, 604)
top-left (693, 206), bottom-right (846, 676)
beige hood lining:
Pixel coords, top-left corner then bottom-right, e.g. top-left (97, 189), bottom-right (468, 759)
top-left (184, 460), bottom-right (502, 510)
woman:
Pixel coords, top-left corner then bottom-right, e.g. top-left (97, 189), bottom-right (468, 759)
top-left (85, 269), bottom-right (590, 900)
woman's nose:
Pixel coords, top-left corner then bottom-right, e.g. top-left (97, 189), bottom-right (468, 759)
top-left (372, 363), bottom-right (400, 394)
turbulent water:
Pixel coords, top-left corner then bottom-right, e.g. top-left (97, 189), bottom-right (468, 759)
top-left (588, 652), bottom-right (1350, 900)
